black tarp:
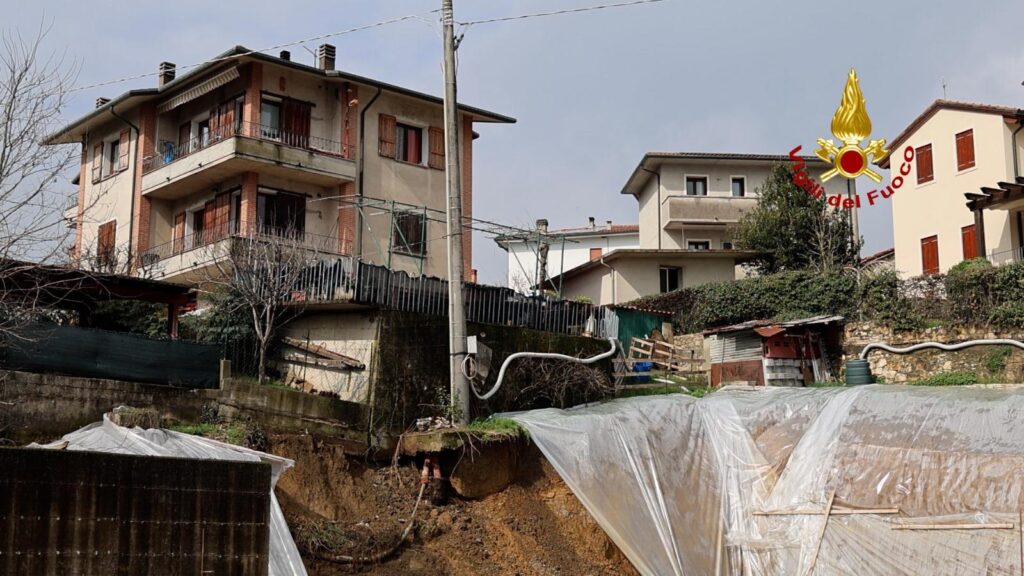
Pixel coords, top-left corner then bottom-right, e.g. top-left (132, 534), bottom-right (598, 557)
top-left (1, 323), bottom-right (221, 388)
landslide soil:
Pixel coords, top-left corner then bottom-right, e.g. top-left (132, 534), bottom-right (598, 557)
top-left (271, 433), bottom-right (638, 576)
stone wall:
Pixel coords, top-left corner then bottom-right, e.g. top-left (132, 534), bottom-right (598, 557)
top-left (841, 322), bottom-right (1024, 384)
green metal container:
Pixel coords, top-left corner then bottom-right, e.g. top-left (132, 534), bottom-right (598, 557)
top-left (844, 359), bottom-right (874, 386)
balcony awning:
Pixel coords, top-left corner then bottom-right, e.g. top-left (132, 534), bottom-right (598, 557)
top-left (156, 67), bottom-right (240, 113)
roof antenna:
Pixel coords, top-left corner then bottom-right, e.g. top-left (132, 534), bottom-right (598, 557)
top-left (942, 77), bottom-right (947, 99)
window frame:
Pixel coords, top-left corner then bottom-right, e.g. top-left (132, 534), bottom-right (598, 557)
top-left (107, 138), bottom-right (120, 177)
top-left (730, 176), bottom-right (746, 197)
top-left (395, 122), bottom-right (425, 165)
top-left (684, 175), bottom-right (709, 197)
top-left (260, 97), bottom-right (283, 139)
top-left (659, 266), bottom-right (681, 293)
top-left (915, 143), bottom-right (934, 185)
top-left (391, 210), bottom-right (427, 257)
top-left (686, 240), bottom-right (711, 250)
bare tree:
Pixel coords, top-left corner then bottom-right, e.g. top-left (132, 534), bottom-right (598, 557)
top-left (0, 25), bottom-right (79, 337)
top-left (198, 229), bottom-right (322, 383)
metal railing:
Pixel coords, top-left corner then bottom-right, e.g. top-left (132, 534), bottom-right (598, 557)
top-left (142, 121), bottom-right (350, 173)
top-left (140, 221), bottom-right (343, 264)
top-left (987, 246), bottom-right (1024, 266)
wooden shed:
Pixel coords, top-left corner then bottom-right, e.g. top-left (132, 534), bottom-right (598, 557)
top-left (703, 315), bottom-right (844, 387)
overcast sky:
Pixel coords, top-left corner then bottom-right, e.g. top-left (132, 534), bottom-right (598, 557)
top-left (12, 0), bottom-right (1024, 284)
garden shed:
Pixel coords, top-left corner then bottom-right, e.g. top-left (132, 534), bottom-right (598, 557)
top-left (704, 315), bottom-right (844, 386)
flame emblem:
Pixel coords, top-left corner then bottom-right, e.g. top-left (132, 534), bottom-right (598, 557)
top-left (815, 69), bottom-right (888, 182)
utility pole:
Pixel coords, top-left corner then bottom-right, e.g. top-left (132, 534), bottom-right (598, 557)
top-left (442, 0), bottom-right (470, 424)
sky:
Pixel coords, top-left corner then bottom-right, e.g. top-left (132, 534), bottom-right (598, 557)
top-left (9, 0), bottom-right (1024, 284)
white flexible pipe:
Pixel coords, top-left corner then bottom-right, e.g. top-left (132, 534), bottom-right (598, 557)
top-left (469, 338), bottom-right (618, 400)
top-left (859, 339), bottom-right (1024, 360)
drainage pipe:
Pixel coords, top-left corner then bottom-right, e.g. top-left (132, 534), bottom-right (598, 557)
top-left (469, 338), bottom-right (618, 400)
top-left (859, 339), bottom-right (1024, 360)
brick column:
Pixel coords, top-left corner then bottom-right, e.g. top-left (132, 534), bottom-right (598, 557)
top-left (131, 103), bottom-right (156, 272)
top-left (240, 172), bottom-right (259, 235)
top-left (243, 63), bottom-right (263, 137)
top-left (337, 181), bottom-right (357, 255)
top-left (460, 116), bottom-right (473, 279)
top-left (73, 143), bottom-right (86, 265)
top-left (341, 83), bottom-right (358, 159)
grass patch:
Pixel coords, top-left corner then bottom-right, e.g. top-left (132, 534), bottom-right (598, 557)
top-left (616, 385), bottom-right (710, 399)
top-left (168, 419), bottom-right (266, 450)
top-left (910, 371), bottom-right (980, 386)
top-left (169, 423), bottom-right (218, 436)
top-left (466, 418), bottom-right (528, 442)
top-left (985, 346), bottom-right (1013, 374)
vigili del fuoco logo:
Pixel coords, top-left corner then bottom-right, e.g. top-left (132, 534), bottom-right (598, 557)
top-left (788, 68), bottom-right (914, 209)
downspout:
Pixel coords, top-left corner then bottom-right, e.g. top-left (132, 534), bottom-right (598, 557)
top-left (356, 86), bottom-right (384, 262)
top-left (1011, 111), bottom-right (1024, 180)
top-left (109, 105), bottom-right (139, 267)
top-left (639, 165), bottom-right (662, 249)
top-left (597, 255), bottom-right (616, 304)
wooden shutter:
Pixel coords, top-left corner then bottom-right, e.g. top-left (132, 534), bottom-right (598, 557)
top-left (219, 102), bottom-right (235, 139)
top-left (91, 143), bottom-right (103, 182)
top-left (428, 126), bottom-right (445, 169)
top-left (961, 225), bottom-right (978, 260)
top-left (97, 221), bottom-right (116, 269)
top-left (916, 144), bottom-right (934, 184)
top-left (202, 201), bottom-right (217, 245)
top-left (956, 129), bottom-right (975, 171)
top-left (117, 129), bottom-right (130, 171)
top-left (921, 235), bottom-right (939, 275)
top-left (378, 114), bottom-right (396, 158)
top-left (589, 247), bottom-right (602, 261)
top-left (208, 107), bottom-right (220, 143)
top-left (172, 212), bottom-right (186, 254)
top-left (281, 99), bottom-right (311, 149)
top-left (407, 127), bottom-right (422, 164)
top-left (211, 193), bottom-right (231, 241)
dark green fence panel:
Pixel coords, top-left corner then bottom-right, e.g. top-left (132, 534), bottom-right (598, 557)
top-left (615, 308), bottom-right (666, 347)
top-left (1, 324), bottom-right (221, 389)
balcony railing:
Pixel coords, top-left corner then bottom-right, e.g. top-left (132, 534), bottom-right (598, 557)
top-left (987, 246), bottom-right (1024, 266)
top-left (139, 221), bottom-right (343, 266)
top-left (142, 121), bottom-right (350, 174)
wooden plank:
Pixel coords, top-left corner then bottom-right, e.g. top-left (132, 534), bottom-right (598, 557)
top-left (891, 523), bottom-right (1015, 530)
top-left (805, 489), bottom-right (835, 576)
top-left (754, 507), bottom-right (898, 516)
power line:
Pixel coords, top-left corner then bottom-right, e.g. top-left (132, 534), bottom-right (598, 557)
top-left (456, 0), bottom-right (665, 26)
top-left (68, 12), bottom-right (435, 93)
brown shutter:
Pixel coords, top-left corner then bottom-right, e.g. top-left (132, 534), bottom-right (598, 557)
top-left (212, 193), bottom-right (231, 240)
top-left (378, 114), bottom-right (396, 158)
top-left (117, 129), bottom-right (130, 171)
top-left (916, 144), bottom-right (933, 184)
top-left (219, 102), bottom-right (234, 139)
top-left (956, 129), bottom-right (975, 171)
top-left (91, 143), bottom-right (103, 182)
top-left (173, 212), bottom-right (186, 254)
top-left (921, 235), bottom-right (939, 275)
top-left (208, 107), bottom-right (220, 142)
top-left (97, 221), bottom-right (116, 269)
top-left (428, 126), bottom-right (445, 169)
top-left (961, 225), bottom-right (977, 260)
top-left (202, 201), bottom-right (217, 245)
top-left (281, 99), bottom-right (311, 149)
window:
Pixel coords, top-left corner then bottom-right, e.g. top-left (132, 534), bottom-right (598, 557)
top-left (723, 241), bottom-right (734, 250)
top-left (396, 123), bottom-right (423, 164)
top-left (257, 190), bottom-right (305, 236)
top-left (107, 139), bottom-right (120, 177)
top-left (685, 176), bottom-right (708, 196)
top-left (96, 220), bottom-right (116, 271)
top-left (659, 266), bottom-right (681, 293)
top-left (731, 177), bottom-right (746, 197)
top-left (916, 144), bottom-right (934, 184)
top-left (956, 129), bottom-right (975, 171)
top-left (687, 241), bottom-right (710, 250)
top-left (260, 100), bottom-right (281, 139)
top-left (392, 211), bottom-right (426, 256)
top-left (589, 247), bottom-right (602, 261)
top-left (921, 235), bottom-right (939, 275)
top-left (198, 119), bottom-right (210, 148)
top-left (961, 224), bottom-right (977, 260)
top-left (192, 209), bottom-right (206, 246)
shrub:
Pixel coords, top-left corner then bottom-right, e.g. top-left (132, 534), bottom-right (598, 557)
top-left (911, 372), bottom-right (979, 386)
top-left (984, 346), bottom-right (1013, 374)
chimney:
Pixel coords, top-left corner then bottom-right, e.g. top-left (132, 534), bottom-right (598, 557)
top-left (588, 216), bottom-right (596, 228)
top-left (536, 219), bottom-right (548, 233)
top-left (279, 50), bottom-right (291, 61)
top-left (606, 220), bottom-right (613, 228)
top-left (158, 62), bottom-right (176, 87)
top-left (95, 97), bottom-right (110, 109)
top-left (316, 44), bottom-right (336, 71)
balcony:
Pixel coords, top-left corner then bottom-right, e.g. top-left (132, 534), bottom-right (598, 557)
top-left (665, 195), bottom-right (757, 229)
top-left (141, 121), bottom-right (356, 200)
top-left (140, 221), bottom-right (349, 288)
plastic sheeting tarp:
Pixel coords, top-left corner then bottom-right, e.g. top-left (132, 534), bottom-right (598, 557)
top-left (30, 416), bottom-right (307, 576)
top-left (509, 385), bottom-right (1024, 575)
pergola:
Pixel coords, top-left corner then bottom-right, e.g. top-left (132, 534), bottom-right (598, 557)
top-left (0, 260), bottom-right (194, 337)
top-left (964, 177), bottom-right (1024, 257)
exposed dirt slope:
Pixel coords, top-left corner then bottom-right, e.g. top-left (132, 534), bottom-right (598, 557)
top-left (271, 434), bottom-right (638, 576)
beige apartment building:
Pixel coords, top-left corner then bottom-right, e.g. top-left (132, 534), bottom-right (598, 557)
top-left (549, 152), bottom-right (851, 304)
top-left (880, 100), bottom-right (1023, 277)
top-left (47, 44), bottom-right (513, 285)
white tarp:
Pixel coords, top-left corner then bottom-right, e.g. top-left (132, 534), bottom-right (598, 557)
top-left (510, 385), bottom-right (1024, 575)
top-left (30, 415), bottom-right (307, 576)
